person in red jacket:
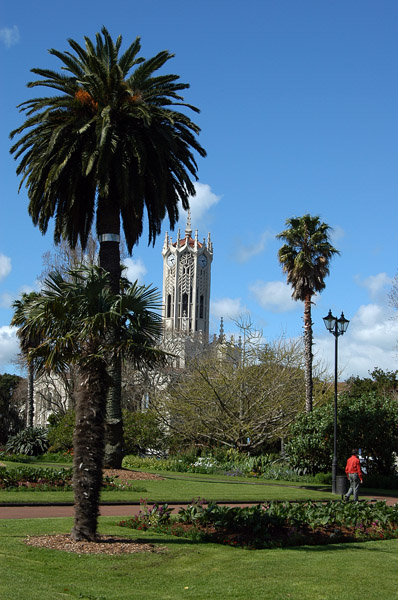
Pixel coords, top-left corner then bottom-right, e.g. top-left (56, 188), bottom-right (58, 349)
top-left (343, 448), bottom-right (363, 501)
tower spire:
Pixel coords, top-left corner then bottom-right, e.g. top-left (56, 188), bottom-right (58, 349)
top-left (219, 316), bottom-right (224, 341)
top-left (185, 209), bottom-right (192, 238)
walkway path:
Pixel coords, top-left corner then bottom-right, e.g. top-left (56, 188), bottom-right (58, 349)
top-left (1, 495), bottom-right (396, 519)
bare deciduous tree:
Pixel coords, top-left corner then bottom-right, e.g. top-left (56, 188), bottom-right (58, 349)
top-left (152, 321), bottom-right (330, 454)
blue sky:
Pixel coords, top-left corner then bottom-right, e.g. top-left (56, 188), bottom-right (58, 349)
top-left (1, 0), bottom-right (398, 379)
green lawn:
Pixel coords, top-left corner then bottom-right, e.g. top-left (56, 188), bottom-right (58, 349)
top-left (1, 462), bottom-right (392, 504)
top-left (0, 461), bottom-right (333, 503)
top-left (0, 473), bottom-right (334, 504)
top-left (1, 516), bottom-right (398, 600)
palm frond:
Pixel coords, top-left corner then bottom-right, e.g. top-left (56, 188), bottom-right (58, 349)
top-left (10, 27), bottom-right (206, 254)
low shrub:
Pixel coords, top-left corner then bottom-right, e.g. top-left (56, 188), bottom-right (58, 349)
top-left (119, 498), bottom-right (398, 549)
top-left (47, 411), bottom-right (74, 453)
top-left (362, 473), bottom-right (398, 490)
top-left (123, 410), bottom-right (167, 455)
top-left (0, 465), bottom-right (147, 492)
top-left (122, 452), bottom-right (323, 483)
top-left (0, 466), bottom-right (73, 489)
top-left (5, 427), bottom-right (49, 456)
top-left (35, 451), bottom-right (73, 464)
top-left (122, 455), bottom-right (175, 471)
top-left (313, 472), bottom-right (332, 484)
top-left (0, 451), bottom-right (32, 463)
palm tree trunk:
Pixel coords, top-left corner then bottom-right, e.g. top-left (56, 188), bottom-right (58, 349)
top-left (71, 362), bottom-right (108, 541)
top-left (303, 295), bottom-right (313, 412)
top-left (26, 362), bottom-right (34, 427)
top-left (98, 199), bottom-right (124, 469)
top-left (103, 353), bottom-right (124, 468)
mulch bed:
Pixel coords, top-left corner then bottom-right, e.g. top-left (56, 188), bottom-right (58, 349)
top-left (24, 534), bottom-right (167, 555)
top-left (103, 469), bottom-right (164, 482)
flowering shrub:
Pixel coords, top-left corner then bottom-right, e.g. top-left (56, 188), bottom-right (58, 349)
top-left (119, 499), bottom-right (173, 531)
top-left (122, 452), bottom-right (320, 482)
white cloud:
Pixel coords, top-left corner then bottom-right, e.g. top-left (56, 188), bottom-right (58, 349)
top-left (355, 272), bottom-right (392, 302)
top-left (0, 326), bottom-right (19, 370)
top-left (0, 25), bottom-right (20, 48)
top-left (123, 257), bottom-right (147, 284)
top-left (211, 297), bottom-right (247, 321)
top-left (176, 182), bottom-right (221, 231)
top-left (250, 280), bottom-right (297, 313)
top-left (0, 254), bottom-right (11, 281)
top-left (350, 304), bottom-right (397, 348)
top-left (315, 303), bottom-right (398, 379)
top-left (234, 230), bottom-right (274, 263)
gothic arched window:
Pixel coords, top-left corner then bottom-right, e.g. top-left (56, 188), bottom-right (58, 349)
top-left (182, 292), bottom-right (188, 316)
top-left (199, 294), bottom-right (204, 319)
top-left (167, 294), bottom-right (172, 318)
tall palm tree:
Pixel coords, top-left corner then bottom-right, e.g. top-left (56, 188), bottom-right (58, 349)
top-left (10, 26), bottom-right (206, 466)
top-left (11, 292), bottom-right (41, 427)
top-left (11, 265), bottom-right (164, 541)
top-left (277, 214), bottom-right (339, 412)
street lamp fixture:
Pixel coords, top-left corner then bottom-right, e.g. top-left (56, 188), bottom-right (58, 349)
top-left (323, 309), bottom-right (350, 494)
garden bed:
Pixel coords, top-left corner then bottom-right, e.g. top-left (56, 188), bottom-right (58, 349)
top-left (0, 466), bottom-right (163, 491)
top-left (118, 498), bottom-right (398, 549)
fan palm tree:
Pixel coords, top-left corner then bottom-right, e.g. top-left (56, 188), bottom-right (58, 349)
top-left (11, 292), bottom-right (42, 427)
top-left (10, 26), bottom-right (206, 466)
top-left (11, 265), bottom-right (164, 541)
top-left (277, 214), bottom-right (339, 412)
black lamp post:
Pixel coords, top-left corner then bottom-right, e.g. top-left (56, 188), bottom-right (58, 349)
top-left (323, 309), bottom-right (350, 494)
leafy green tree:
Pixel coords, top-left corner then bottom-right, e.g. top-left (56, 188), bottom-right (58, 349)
top-left (47, 410), bottom-right (75, 452)
top-left (0, 373), bottom-right (24, 444)
top-left (122, 409), bottom-right (166, 455)
top-left (286, 393), bottom-right (398, 475)
top-left (277, 214), bottom-right (339, 412)
top-left (10, 26), bottom-right (206, 467)
top-left (11, 265), bottom-right (164, 541)
top-left (345, 368), bottom-right (398, 399)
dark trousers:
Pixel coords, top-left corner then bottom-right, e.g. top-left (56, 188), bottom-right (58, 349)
top-left (346, 473), bottom-right (360, 501)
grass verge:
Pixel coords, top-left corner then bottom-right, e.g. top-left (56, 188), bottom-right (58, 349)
top-left (1, 516), bottom-right (398, 600)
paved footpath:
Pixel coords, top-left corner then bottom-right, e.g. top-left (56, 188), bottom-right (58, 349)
top-left (0, 496), bottom-right (397, 519)
top-left (0, 502), bottom-right (258, 520)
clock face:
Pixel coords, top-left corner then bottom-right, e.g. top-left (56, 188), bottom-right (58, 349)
top-left (167, 254), bottom-right (176, 267)
top-left (198, 254), bottom-right (207, 267)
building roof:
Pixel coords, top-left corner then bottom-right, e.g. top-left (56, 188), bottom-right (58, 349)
top-left (173, 236), bottom-right (203, 248)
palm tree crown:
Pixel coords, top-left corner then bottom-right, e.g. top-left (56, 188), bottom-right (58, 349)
top-left (10, 26), bottom-right (206, 253)
top-left (277, 214), bottom-right (339, 302)
top-left (12, 267), bottom-right (164, 375)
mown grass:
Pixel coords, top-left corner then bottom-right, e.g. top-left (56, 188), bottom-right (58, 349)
top-left (1, 461), bottom-right (393, 504)
top-left (0, 473), bottom-right (334, 504)
top-left (1, 516), bottom-right (398, 600)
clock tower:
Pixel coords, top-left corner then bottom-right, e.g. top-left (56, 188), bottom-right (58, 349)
top-left (162, 212), bottom-right (213, 340)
